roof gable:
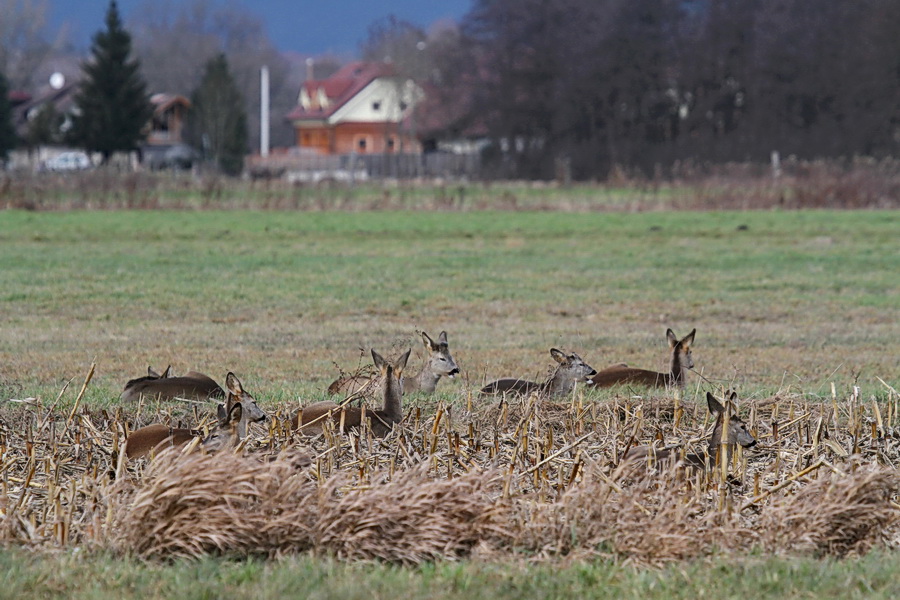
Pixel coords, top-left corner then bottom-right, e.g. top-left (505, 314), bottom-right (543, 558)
top-left (287, 61), bottom-right (396, 122)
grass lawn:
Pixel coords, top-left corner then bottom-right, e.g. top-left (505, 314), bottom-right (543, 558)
top-left (1, 209), bottom-right (896, 403)
top-left (0, 549), bottom-right (898, 600)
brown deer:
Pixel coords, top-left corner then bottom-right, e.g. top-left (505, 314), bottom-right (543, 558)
top-left (480, 348), bottom-right (597, 398)
top-left (121, 365), bottom-right (225, 403)
top-left (295, 348), bottom-right (410, 437)
top-left (327, 331), bottom-right (459, 396)
top-left (590, 328), bottom-right (695, 388)
top-left (621, 391), bottom-right (756, 472)
top-left (124, 373), bottom-right (267, 459)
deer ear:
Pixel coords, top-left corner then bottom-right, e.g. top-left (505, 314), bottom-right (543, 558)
top-left (371, 349), bottom-right (386, 371)
top-left (666, 329), bottom-right (678, 347)
top-left (216, 403), bottom-right (227, 422)
top-left (395, 348), bottom-right (412, 374)
top-left (549, 348), bottom-right (567, 364)
top-left (161, 365), bottom-right (174, 378)
top-left (148, 366), bottom-right (160, 378)
top-left (225, 372), bottom-right (243, 396)
top-left (438, 331), bottom-right (448, 344)
top-left (707, 392), bottom-right (725, 415)
top-left (227, 402), bottom-right (243, 424)
top-left (421, 331), bottom-right (437, 350)
top-left (682, 328), bottom-right (696, 347)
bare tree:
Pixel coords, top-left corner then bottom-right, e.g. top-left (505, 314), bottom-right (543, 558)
top-left (129, 0), bottom-right (294, 149)
top-left (0, 0), bottom-right (64, 90)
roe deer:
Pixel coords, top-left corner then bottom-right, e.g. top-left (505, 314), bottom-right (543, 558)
top-left (124, 372), bottom-right (267, 459)
top-left (327, 331), bottom-right (459, 396)
top-left (121, 366), bottom-right (225, 403)
top-left (480, 348), bottom-right (597, 398)
top-left (295, 349), bottom-right (410, 437)
top-left (590, 328), bottom-right (695, 388)
top-left (622, 391), bottom-right (756, 473)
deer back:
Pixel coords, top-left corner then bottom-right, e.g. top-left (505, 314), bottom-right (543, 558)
top-left (121, 371), bottom-right (225, 402)
top-left (590, 328), bottom-right (696, 388)
top-left (481, 348), bottom-right (596, 398)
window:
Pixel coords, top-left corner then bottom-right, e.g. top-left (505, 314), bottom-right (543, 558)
top-left (372, 101), bottom-right (381, 111)
top-left (357, 137), bottom-right (367, 152)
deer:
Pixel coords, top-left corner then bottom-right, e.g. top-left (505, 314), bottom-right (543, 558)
top-left (590, 328), bottom-right (695, 389)
top-left (121, 365), bottom-right (225, 403)
top-left (480, 348), bottom-right (597, 398)
top-left (124, 372), bottom-right (268, 459)
top-left (295, 348), bottom-right (410, 437)
top-left (621, 391), bottom-right (757, 474)
top-left (327, 331), bottom-right (459, 396)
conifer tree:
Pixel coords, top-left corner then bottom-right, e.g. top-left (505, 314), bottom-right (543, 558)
top-left (188, 53), bottom-right (247, 175)
top-left (68, 0), bottom-right (152, 163)
top-left (0, 72), bottom-right (16, 164)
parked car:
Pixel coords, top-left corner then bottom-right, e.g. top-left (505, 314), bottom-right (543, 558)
top-left (43, 152), bottom-right (92, 172)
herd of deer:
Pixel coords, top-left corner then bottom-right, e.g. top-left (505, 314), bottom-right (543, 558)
top-left (122, 327), bottom-right (757, 476)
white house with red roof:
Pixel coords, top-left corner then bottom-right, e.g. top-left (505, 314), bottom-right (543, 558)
top-left (286, 61), bottom-right (422, 155)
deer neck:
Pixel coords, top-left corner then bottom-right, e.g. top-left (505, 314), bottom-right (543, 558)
top-left (669, 350), bottom-right (686, 386)
top-left (705, 414), bottom-right (733, 466)
top-left (405, 361), bottom-right (439, 395)
top-left (544, 366), bottom-right (573, 396)
top-left (381, 370), bottom-right (403, 421)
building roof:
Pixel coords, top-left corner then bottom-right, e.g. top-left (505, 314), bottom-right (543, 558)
top-left (286, 61), bottom-right (396, 122)
top-left (150, 93), bottom-right (191, 113)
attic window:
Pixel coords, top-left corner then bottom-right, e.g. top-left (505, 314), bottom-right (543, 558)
top-left (372, 101), bottom-right (381, 111)
top-left (399, 101), bottom-right (408, 111)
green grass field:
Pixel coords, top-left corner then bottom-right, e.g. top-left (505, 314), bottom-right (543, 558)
top-left (1, 548), bottom-right (899, 600)
top-left (1, 209), bottom-right (897, 400)
top-left (0, 208), bottom-right (898, 596)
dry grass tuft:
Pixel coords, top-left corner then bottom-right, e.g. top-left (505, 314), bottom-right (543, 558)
top-left (315, 464), bottom-right (497, 564)
top-left (106, 449), bottom-right (317, 559)
top-left (757, 465), bottom-right (900, 558)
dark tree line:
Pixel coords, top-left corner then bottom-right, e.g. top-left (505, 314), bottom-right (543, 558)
top-left (429, 0), bottom-right (900, 180)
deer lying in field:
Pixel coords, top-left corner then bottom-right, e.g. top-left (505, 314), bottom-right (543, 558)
top-left (295, 348), bottom-right (410, 437)
top-left (480, 348), bottom-right (597, 398)
top-left (327, 331), bottom-right (459, 396)
top-left (590, 328), bottom-right (696, 388)
top-left (121, 365), bottom-right (225, 403)
top-left (124, 373), bottom-right (268, 459)
top-left (621, 391), bottom-right (757, 473)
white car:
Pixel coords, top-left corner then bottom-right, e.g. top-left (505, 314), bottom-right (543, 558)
top-left (44, 152), bottom-right (92, 172)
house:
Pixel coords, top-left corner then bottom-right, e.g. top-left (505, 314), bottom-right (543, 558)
top-left (285, 61), bottom-right (423, 155)
top-left (145, 93), bottom-right (190, 146)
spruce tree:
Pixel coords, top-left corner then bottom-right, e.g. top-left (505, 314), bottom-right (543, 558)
top-left (68, 0), bottom-right (152, 163)
top-left (0, 72), bottom-right (16, 164)
top-left (188, 54), bottom-right (247, 176)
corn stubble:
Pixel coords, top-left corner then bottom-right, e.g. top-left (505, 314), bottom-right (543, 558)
top-left (0, 374), bottom-right (898, 566)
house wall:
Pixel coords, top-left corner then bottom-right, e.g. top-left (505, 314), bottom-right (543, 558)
top-left (295, 122), bottom-right (420, 155)
top-left (330, 78), bottom-right (418, 124)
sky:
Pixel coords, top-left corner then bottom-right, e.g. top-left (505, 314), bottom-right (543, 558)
top-left (46, 0), bottom-right (473, 57)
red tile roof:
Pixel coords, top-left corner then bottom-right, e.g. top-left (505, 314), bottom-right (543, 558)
top-left (286, 61), bottom-right (396, 122)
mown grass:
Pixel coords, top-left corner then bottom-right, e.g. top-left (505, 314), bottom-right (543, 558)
top-left (0, 549), bottom-right (898, 600)
top-left (1, 209), bottom-right (896, 403)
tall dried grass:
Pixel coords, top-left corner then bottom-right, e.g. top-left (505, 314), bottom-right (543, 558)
top-left (3, 157), bottom-right (899, 211)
